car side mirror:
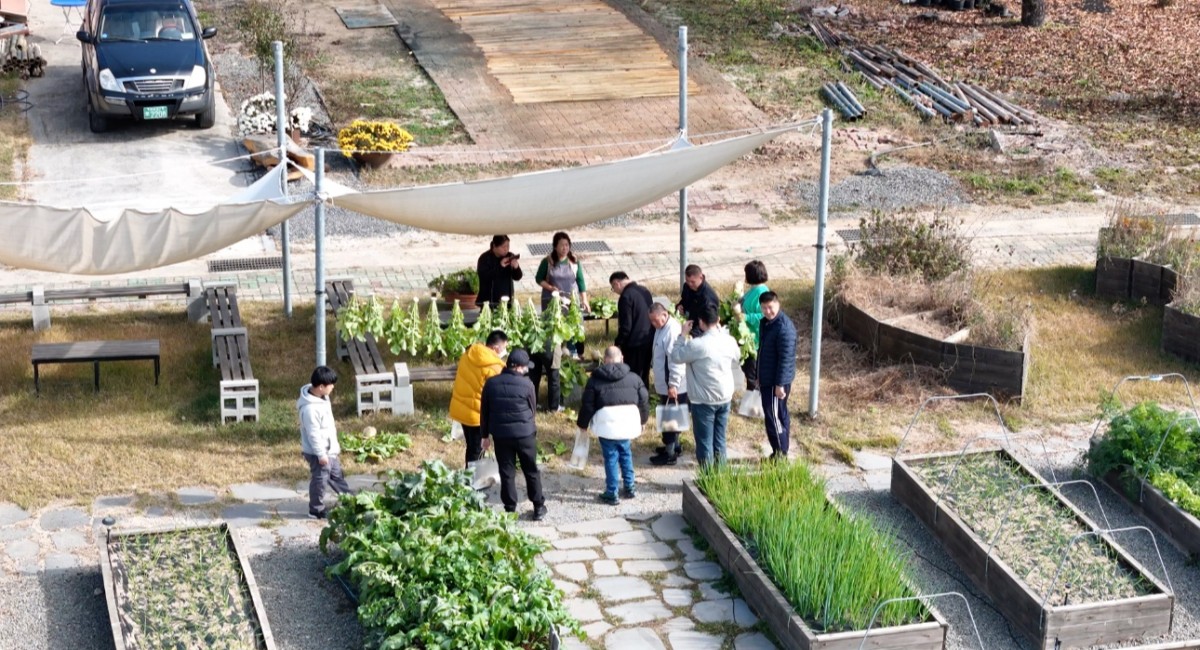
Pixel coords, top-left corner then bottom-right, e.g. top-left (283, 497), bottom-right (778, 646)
top-left (76, 30), bottom-right (92, 44)
top-left (201, 27), bottom-right (217, 39)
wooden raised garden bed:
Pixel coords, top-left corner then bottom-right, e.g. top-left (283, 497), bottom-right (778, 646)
top-left (834, 298), bottom-right (1030, 400)
top-left (892, 449), bottom-right (1174, 649)
top-left (1097, 470), bottom-right (1200, 561)
top-left (1096, 256), bottom-right (1178, 305)
top-left (1163, 305), bottom-right (1200, 364)
top-left (682, 479), bottom-right (948, 650)
top-left (99, 523), bottom-right (276, 650)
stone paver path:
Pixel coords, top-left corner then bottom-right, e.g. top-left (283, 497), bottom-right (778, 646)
top-left (530, 515), bottom-right (772, 649)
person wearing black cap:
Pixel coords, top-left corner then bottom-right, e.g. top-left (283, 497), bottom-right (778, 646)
top-left (480, 348), bottom-right (547, 521)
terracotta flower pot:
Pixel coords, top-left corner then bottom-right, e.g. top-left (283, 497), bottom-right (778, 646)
top-left (443, 292), bottom-right (478, 310)
top-left (352, 151), bottom-right (396, 169)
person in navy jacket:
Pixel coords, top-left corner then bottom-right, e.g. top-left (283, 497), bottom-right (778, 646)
top-left (755, 291), bottom-right (797, 458)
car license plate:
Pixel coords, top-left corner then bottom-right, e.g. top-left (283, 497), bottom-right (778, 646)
top-left (142, 106), bottom-right (169, 120)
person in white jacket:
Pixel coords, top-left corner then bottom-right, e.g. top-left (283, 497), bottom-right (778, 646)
top-left (297, 366), bottom-right (351, 519)
top-left (576, 347), bottom-right (650, 505)
top-left (649, 302), bottom-right (688, 465)
top-left (669, 304), bottom-right (740, 465)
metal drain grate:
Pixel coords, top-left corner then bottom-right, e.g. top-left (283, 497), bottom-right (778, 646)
top-left (836, 229), bottom-right (863, 243)
top-left (207, 256), bottom-right (284, 273)
top-left (527, 240), bottom-right (613, 256)
top-left (1144, 213), bottom-right (1200, 226)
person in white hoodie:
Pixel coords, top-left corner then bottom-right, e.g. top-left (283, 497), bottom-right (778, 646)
top-left (576, 346), bottom-right (650, 505)
top-left (669, 304), bottom-right (740, 465)
top-left (298, 366), bottom-right (350, 519)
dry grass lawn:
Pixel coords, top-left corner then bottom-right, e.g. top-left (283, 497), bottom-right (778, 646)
top-left (2, 269), bottom-right (1198, 508)
top-left (0, 73), bottom-right (30, 201)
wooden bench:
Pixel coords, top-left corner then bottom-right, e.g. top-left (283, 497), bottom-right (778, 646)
top-left (32, 339), bottom-right (159, 393)
top-left (0, 280), bottom-right (205, 331)
top-left (204, 283), bottom-right (258, 423)
top-left (326, 279), bottom-right (397, 416)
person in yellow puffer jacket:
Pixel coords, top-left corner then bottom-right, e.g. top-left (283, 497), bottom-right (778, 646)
top-left (450, 330), bottom-right (508, 466)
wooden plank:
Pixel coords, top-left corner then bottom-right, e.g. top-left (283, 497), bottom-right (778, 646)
top-left (1163, 306), bottom-right (1200, 364)
top-left (32, 339), bottom-right (159, 361)
top-left (1096, 256), bottom-right (1133, 300)
top-left (43, 284), bottom-right (190, 301)
top-left (409, 365), bottom-right (458, 382)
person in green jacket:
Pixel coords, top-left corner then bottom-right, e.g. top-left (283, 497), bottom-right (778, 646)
top-left (739, 260), bottom-right (770, 392)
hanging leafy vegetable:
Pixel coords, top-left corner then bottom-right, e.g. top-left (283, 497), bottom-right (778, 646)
top-left (421, 300), bottom-right (445, 359)
top-left (474, 302), bottom-right (494, 341)
top-left (559, 357), bottom-right (587, 401)
top-left (565, 296), bottom-right (586, 344)
top-left (520, 297), bottom-right (546, 354)
top-left (494, 297), bottom-right (511, 333)
top-left (336, 294), bottom-right (384, 342)
top-left (442, 300), bottom-right (470, 358)
top-left (383, 299), bottom-right (421, 356)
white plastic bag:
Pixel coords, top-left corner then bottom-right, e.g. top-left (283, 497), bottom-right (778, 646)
top-left (738, 389), bottom-right (764, 419)
top-left (569, 428), bottom-right (591, 469)
top-left (449, 420), bottom-right (464, 440)
top-left (469, 453), bottom-right (499, 491)
top-left (656, 401), bottom-right (690, 433)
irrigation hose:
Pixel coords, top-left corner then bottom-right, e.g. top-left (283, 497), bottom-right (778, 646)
top-left (0, 88), bottom-right (32, 113)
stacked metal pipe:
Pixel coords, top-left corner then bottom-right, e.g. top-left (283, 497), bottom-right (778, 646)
top-left (811, 20), bottom-right (1037, 126)
top-left (822, 82), bottom-right (866, 120)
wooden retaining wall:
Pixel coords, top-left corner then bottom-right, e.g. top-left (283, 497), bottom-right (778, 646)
top-left (892, 450), bottom-right (1174, 650)
top-left (1095, 256), bottom-right (1179, 305)
top-left (682, 480), bottom-right (947, 650)
top-left (834, 299), bottom-right (1029, 400)
top-left (1163, 305), bottom-right (1200, 365)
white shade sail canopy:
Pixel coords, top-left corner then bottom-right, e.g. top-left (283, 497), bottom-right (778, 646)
top-left (0, 164), bottom-right (307, 275)
top-left (326, 125), bottom-right (797, 235)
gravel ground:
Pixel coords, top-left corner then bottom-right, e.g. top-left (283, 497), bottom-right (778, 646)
top-left (793, 164), bottom-right (966, 214)
top-left (0, 567), bottom-right (111, 650)
top-left (252, 541), bottom-right (362, 650)
top-left (832, 453), bottom-right (1200, 650)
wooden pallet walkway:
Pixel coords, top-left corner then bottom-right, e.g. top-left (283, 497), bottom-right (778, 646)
top-left (383, 0), bottom-right (768, 160)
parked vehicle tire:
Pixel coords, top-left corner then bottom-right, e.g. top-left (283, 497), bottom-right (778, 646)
top-left (88, 99), bottom-right (109, 134)
top-left (195, 105), bottom-right (215, 129)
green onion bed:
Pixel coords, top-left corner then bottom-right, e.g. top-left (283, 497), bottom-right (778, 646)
top-left (914, 452), bottom-right (1154, 606)
top-left (696, 461), bottom-right (928, 633)
top-left (108, 527), bottom-right (263, 650)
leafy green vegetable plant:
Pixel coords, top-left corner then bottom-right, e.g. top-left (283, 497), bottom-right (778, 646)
top-left (588, 296), bottom-right (617, 319)
top-left (1089, 400), bottom-right (1200, 518)
top-left (320, 460), bottom-right (581, 649)
top-left (427, 268), bottom-right (480, 295)
top-left (339, 428), bottom-right (412, 463)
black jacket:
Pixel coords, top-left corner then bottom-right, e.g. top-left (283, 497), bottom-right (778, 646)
top-left (576, 363), bottom-right (650, 429)
top-left (758, 311), bottom-right (798, 387)
top-left (480, 369), bottom-right (537, 440)
top-left (477, 250), bottom-right (524, 308)
top-left (679, 280), bottom-right (720, 336)
top-left (615, 282), bottom-right (654, 348)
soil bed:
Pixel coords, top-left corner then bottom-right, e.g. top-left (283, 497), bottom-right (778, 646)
top-left (101, 523), bottom-right (274, 650)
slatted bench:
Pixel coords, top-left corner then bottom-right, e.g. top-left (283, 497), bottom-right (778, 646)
top-left (204, 282), bottom-right (258, 423)
top-left (32, 339), bottom-right (160, 393)
top-left (326, 279), bottom-right (397, 416)
top-left (0, 280), bottom-right (205, 331)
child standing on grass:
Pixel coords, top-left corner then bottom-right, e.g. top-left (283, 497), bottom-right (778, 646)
top-left (298, 366), bottom-right (350, 519)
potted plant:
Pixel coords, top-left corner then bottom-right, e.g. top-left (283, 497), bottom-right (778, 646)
top-left (337, 120), bottom-right (414, 169)
top-left (428, 268), bottom-right (480, 310)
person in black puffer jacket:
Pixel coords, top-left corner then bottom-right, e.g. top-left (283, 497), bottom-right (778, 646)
top-left (480, 349), bottom-right (547, 521)
top-left (577, 346), bottom-right (650, 505)
top-left (755, 292), bottom-right (797, 459)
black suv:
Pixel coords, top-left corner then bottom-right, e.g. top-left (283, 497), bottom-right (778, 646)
top-left (76, 0), bottom-right (217, 132)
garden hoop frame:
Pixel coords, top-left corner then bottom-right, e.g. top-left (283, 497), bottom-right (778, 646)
top-left (857, 592), bottom-right (983, 650)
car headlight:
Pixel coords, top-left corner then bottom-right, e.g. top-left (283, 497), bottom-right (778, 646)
top-left (183, 65), bottom-right (206, 90)
top-left (98, 69), bottom-right (122, 93)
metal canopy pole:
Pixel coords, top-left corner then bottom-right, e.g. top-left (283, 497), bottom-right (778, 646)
top-left (273, 41), bottom-right (292, 318)
top-left (314, 147), bottom-right (327, 366)
top-left (677, 25), bottom-right (689, 287)
top-left (809, 109), bottom-right (833, 419)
